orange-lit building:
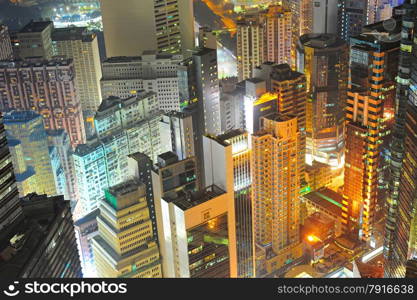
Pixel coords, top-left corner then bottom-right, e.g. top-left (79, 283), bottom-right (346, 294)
top-left (251, 113), bottom-right (303, 277)
top-left (343, 21), bottom-right (401, 242)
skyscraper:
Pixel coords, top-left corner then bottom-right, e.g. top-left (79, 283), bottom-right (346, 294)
top-left (384, 0), bottom-right (417, 278)
top-left (311, 0), bottom-right (339, 34)
top-left (343, 19), bottom-right (401, 241)
top-left (237, 13), bottom-right (265, 81)
top-left (265, 5), bottom-right (293, 67)
top-left (297, 34), bottom-right (348, 168)
top-left (0, 193), bottom-right (82, 278)
top-left (52, 27), bottom-right (103, 114)
top-left (0, 25), bottom-right (13, 61)
top-left (251, 113), bottom-right (303, 277)
top-left (0, 59), bottom-right (86, 148)
top-left (154, 137), bottom-right (237, 278)
top-left (254, 63), bottom-right (307, 184)
top-left (217, 130), bottom-right (253, 278)
top-left (4, 111), bottom-right (57, 197)
top-left (0, 113), bottom-right (23, 242)
top-left (100, 0), bottom-right (194, 57)
top-left (92, 179), bottom-right (162, 278)
top-left (74, 209), bottom-right (99, 278)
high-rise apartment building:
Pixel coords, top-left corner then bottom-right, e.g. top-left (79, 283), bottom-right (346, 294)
top-left (0, 113), bottom-right (23, 242)
top-left (100, 52), bottom-right (184, 112)
top-left (297, 34), bottom-right (348, 168)
top-left (237, 13), bottom-right (265, 81)
top-left (73, 92), bottom-right (171, 216)
top-left (0, 193), bottom-right (82, 278)
top-left (217, 130), bottom-right (253, 278)
top-left (251, 113), bottom-right (303, 277)
top-left (197, 27), bottom-right (217, 50)
top-left (14, 21), bottom-right (54, 60)
top-left (100, 0), bottom-right (194, 57)
top-left (265, 5), bottom-right (293, 67)
top-left (52, 27), bottom-right (102, 113)
top-left (4, 111), bottom-right (57, 197)
top-left (0, 25), bottom-right (13, 61)
top-left (0, 58), bottom-right (86, 148)
top-left (154, 137), bottom-right (237, 278)
top-left (384, 0), bottom-right (417, 278)
top-left (254, 63), bottom-right (307, 184)
top-left (343, 19), bottom-right (401, 242)
top-left (92, 179), bottom-right (162, 278)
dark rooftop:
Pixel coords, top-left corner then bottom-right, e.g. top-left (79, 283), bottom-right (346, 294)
top-left (52, 27), bottom-right (94, 42)
top-left (168, 185), bottom-right (226, 211)
top-left (19, 21), bottom-right (53, 34)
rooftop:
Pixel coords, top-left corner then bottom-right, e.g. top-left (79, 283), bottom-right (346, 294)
top-left (74, 209), bottom-right (100, 227)
top-left (52, 27), bottom-right (94, 42)
top-left (302, 188), bottom-right (343, 216)
top-left (19, 21), bottom-right (53, 34)
top-left (168, 185), bottom-right (226, 211)
top-left (299, 34), bottom-right (346, 49)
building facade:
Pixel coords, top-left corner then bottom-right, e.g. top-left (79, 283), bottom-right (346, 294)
top-left (52, 27), bottom-right (102, 113)
top-left (0, 59), bottom-right (86, 148)
top-left (92, 179), bottom-right (162, 278)
top-left (100, 0), bottom-right (194, 57)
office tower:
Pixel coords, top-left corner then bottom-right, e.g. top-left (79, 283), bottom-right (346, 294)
top-left (311, 0), bottom-right (339, 34)
top-left (405, 260), bottom-right (417, 278)
top-left (192, 48), bottom-right (221, 136)
top-left (92, 179), bottom-right (162, 278)
top-left (338, 0), bottom-right (381, 41)
top-left (47, 129), bottom-right (78, 209)
top-left (74, 209), bottom-right (100, 278)
top-left (217, 130), bottom-right (253, 278)
top-left (0, 59), bottom-right (86, 148)
top-left (4, 111), bottom-right (57, 197)
top-left (198, 27), bottom-right (217, 50)
top-left (343, 20), bottom-right (401, 241)
top-left (265, 5), bottom-right (293, 66)
top-left (297, 34), bottom-right (348, 168)
top-left (52, 27), bottom-right (102, 113)
top-left (73, 92), bottom-right (171, 216)
top-left (254, 63), bottom-right (307, 184)
top-left (161, 111), bottom-right (195, 160)
top-left (252, 113), bottom-right (303, 277)
top-left (154, 137), bottom-right (237, 278)
top-left (7, 140), bottom-right (36, 197)
top-left (14, 21), bottom-right (54, 60)
top-left (237, 13), bottom-right (265, 81)
top-left (0, 193), bottom-right (82, 278)
top-left (384, 0), bottom-right (417, 278)
top-left (0, 25), bottom-right (13, 60)
top-left (100, 0), bottom-right (194, 57)
top-left (0, 113), bottom-right (23, 242)
top-left (100, 52), bottom-right (184, 112)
